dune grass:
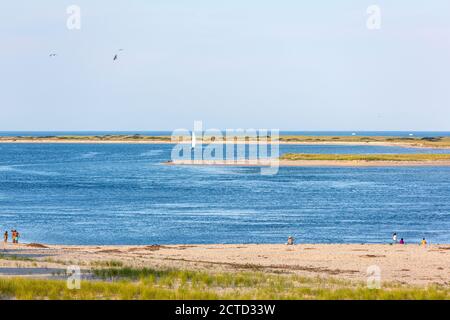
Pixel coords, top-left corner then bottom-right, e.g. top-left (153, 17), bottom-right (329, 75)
top-left (0, 135), bottom-right (172, 142)
top-left (279, 153), bottom-right (450, 162)
top-left (91, 260), bottom-right (124, 268)
top-left (1, 135), bottom-right (450, 148)
top-left (278, 136), bottom-right (450, 148)
top-left (0, 253), bottom-right (34, 262)
top-left (0, 267), bottom-right (448, 300)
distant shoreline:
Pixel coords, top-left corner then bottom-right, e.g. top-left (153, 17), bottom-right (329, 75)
top-left (1, 138), bottom-right (450, 149)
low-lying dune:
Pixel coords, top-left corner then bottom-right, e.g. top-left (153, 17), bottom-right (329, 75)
top-left (167, 159), bottom-right (450, 167)
top-left (1, 135), bottom-right (450, 149)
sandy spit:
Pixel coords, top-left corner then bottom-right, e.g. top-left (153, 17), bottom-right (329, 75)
top-left (0, 139), bottom-right (449, 149)
top-left (167, 159), bottom-right (450, 167)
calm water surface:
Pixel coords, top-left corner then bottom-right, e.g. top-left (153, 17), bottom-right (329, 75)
top-left (0, 143), bottom-right (449, 244)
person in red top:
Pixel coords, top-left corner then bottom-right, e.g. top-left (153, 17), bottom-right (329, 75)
top-left (399, 238), bottom-right (405, 244)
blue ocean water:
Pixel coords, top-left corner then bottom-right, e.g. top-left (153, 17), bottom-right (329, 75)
top-left (0, 143), bottom-right (449, 245)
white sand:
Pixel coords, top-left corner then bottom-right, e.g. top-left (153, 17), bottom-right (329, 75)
top-left (168, 159), bottom-right (450, 167)
top-left (1, 243), bottom-right (448, 286)
top-left (0, 139), bottom-right (448, 149)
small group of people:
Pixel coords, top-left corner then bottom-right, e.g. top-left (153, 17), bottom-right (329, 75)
top-left (4, 230), bottom-right (20, 244)
top-left (392, 233), bottom-right (427, 246)
top-left (285, 234), bottom-right (429, 246)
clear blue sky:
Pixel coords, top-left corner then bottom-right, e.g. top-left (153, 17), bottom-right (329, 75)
top-left (1, 0), bottom-right (449, 131)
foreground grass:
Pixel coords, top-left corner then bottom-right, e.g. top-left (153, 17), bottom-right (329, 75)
top-left (0, 267), bottom-right (448, 300)
top-left (280, 153), bottom-right (450, 162)
top-left (0, 253), bottom-right (34, 262)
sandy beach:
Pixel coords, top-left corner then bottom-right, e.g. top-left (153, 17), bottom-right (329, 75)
top-left (1, 243), bottom-right (448, 286)
top-left (167, 159), bottom-right (450, 167)
top-left (1, 138), bottom-right (449, 149)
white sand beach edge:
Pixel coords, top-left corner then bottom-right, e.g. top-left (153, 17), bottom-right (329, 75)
top-left (167, 159), bottom-right (450, 167)
top-left (1, 139), bottom-right (449, 149)
top-left (1, 243), bottom-right (448, 286)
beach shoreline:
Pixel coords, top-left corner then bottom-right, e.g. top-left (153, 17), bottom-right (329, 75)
top-left (1, 243), bottom-right (448, 286)
top-left (167, 159), bottom-right (450, 167)
top-left (1, 138), bottom-right (449, 149)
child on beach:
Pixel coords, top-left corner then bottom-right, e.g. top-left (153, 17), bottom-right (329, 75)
top-left (286, 236), bottom-right (295, 245)
top-left (421, 238), bottom-right (427, 246)
top-left (399, 238), bottom-right (405, 244)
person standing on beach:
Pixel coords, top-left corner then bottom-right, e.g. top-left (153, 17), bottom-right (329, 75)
top-left (421, 238), bottom-right (427, 246)
top-left (392, 233), bottom-right (397, 244)
top-left (3, 231), bottom-right (7, 243)
top-left (11, 230), bottom-right (16, 244)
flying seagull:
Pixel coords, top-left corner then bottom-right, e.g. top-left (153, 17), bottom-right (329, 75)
top-left (49, 53), bottom-right (57, 57)
top-left (113, 49), bottom-right (124, 61)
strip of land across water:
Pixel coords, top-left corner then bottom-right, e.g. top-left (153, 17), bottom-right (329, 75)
top-left (0, 243), bottom-right (448, 299)
top-left (1, 135), bottom-right (450, 149)
top-left (168, 154), bottom-right (450, 167)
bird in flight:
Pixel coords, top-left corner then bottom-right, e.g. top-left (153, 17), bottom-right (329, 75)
top-left (49, 53), bottom-right (57, 57)
top-left (113, 49), bottom-right (124, 61)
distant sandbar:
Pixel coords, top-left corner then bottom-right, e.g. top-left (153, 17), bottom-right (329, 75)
top-left (1, 135), bottom-right (450, 149)
top-left (167, 159), bottom-right (450, 167)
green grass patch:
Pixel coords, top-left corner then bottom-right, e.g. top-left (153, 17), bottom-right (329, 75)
top-left (0, 267), bottom-right (448, 300)
top-left (279, 153), bottom-right (450, 162)
top-left (278, 135), bottom-right (450, 148)
top-left (0, 135), bottom-right (172, 142)
top-left (91, 260), bottom-right (124, 268)
top-left (2, 135), bottom-right (450, 148)
top-left (0, 253), bottom-right (34, 262)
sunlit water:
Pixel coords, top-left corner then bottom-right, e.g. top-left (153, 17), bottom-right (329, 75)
top-left (0, 143), bottom-right (449, 244)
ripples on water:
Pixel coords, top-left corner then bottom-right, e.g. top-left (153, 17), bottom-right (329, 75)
top-left (0, 143), bottom-right (449, 244)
